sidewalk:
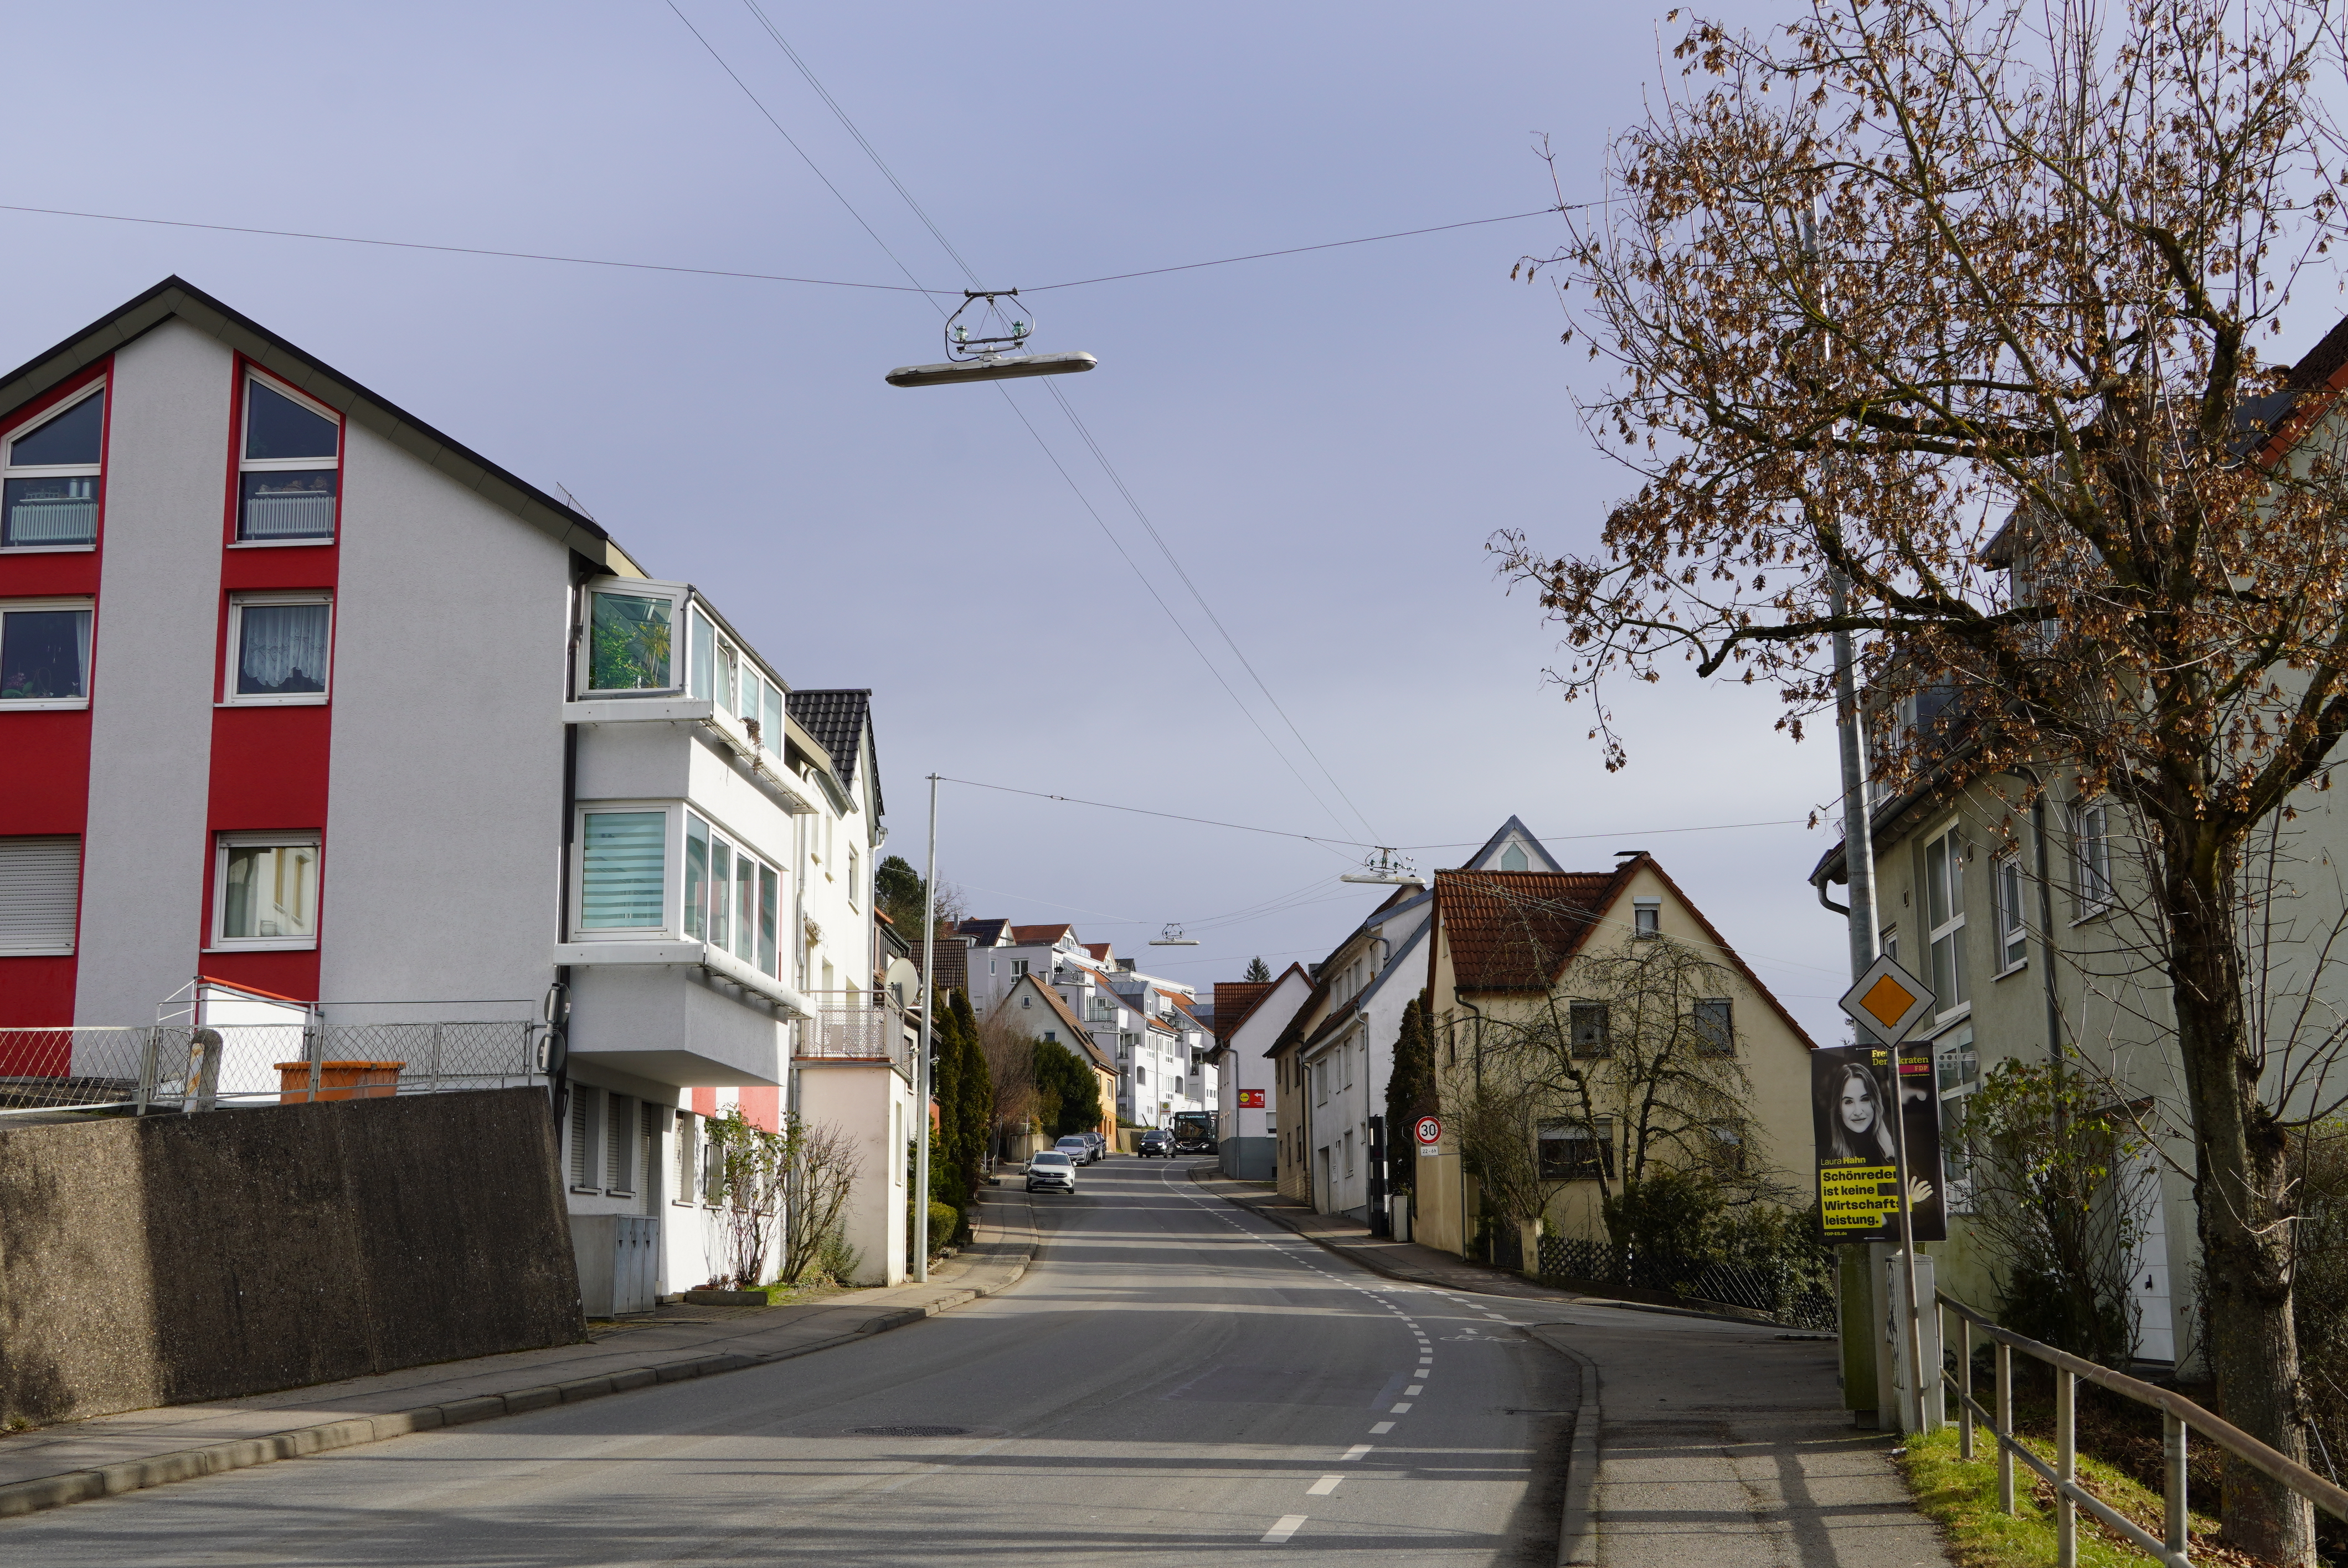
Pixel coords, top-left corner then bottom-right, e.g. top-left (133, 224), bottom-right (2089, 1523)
top-left (1188, 1165), bottom-right (1950, 1567)
top-left (0, 1186), bottom-right (1038, 1519)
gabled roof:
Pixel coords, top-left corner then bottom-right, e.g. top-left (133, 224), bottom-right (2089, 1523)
top-left (915, 933), bottom-right (968, 997)
top-left (1011, 923), bottom-right (1076, 946)
top-left (1459, 815), bottom-right (1566, 873)
top-left (997, 974), bottom-right (1115, 1074)
top-left (1438, 857), bottom-right (1819, 1051)
top-left (1299, 919), bottom-right (1430, 1055)
top-left (1436, 867), bottom-right (1631, 992)
top-left (0, 277), bottom-right (632, 573)
top-left (785, 689), bottom-right (878, 816)
top-left (1084, 942), bottom-right (1113, 962)
top-left (957, 918), bottom-right (1013, 947)
top-left (1212, 981), bottom-right (1275, 1039)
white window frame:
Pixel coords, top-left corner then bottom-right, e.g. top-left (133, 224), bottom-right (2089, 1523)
top-left (1, 381), bottom-right (105, 554)
top-left (1922, 819), bottom-right (1970, 1021)
top-left (1992, 852), bottom-right (2030, 973)
top-left (233, 372), bottom-right (343, 548)
top-left (0, 597), bottom-right (95, 710)
top-left (683, 806), bottom-right (786, 976)
top-left (1633, 897), bottom-right (1661, 937)
top-left (577, 577), bottom-right (687, 698)
top-left (2071, 799), bottom-right (2113, 918)
top-left (847, 845), bottom-right (861, 909)
top-left (571, 801), bottom-right (679, 939)
top-left (223, 591), bottom-right (333, 706)
top-left (209, 831), bottom-right (322, 952)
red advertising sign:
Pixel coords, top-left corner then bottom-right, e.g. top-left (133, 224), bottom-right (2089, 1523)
top-left (1238, 1089), bottom-right (1265, 1108)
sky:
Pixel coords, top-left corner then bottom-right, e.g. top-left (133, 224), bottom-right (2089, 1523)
top-left (1, 1), bottom-right (1900, 1041)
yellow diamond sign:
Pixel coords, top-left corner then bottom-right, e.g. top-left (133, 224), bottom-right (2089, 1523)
top-left (1837, 953), bottom-right (1936, 1044)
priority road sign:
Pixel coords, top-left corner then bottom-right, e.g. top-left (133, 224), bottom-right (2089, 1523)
top-left (1837, 953), bottom-right (1936, 1044)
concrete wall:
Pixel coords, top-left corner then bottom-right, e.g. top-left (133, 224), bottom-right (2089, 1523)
top-left (796, 1059), bottom-right (908, 1286)
top-left (0, 1089), bottom-right (584, 1428)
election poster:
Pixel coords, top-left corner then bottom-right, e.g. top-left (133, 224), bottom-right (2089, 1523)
top-left (1813, 1041), bottom-right (1945, 1244)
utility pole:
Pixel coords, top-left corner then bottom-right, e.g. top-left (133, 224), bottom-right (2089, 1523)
top-left (915, 773), bottom-right (939, 1285)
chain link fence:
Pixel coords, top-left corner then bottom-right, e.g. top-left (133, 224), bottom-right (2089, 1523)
top-left (1538, 1232), bottom-right (1837, 1330)
top-left (0, 1022), bottom-right (544, 1117)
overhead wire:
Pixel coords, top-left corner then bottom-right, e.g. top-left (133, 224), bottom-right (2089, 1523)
top-left (729, 1), bottom-right (1383, 844)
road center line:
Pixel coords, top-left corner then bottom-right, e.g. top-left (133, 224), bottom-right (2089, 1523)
top-left (1339, 1444), bottom-right (1372, 1461)
top-left (1307, 1475), bottom-right (1343, 1496)
top-left (1369, 1421), bottom-right (1395, 1434)
top-left (1262, 1514), bottom-right (1309, 1543)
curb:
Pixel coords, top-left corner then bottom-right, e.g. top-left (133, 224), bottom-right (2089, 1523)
top-left (1527, 1327), bottom-right (1604, 1568)
top-left (0, 1198), bottom-right (1037, 1523)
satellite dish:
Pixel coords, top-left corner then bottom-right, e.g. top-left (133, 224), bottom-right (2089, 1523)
top-left (1149, 924), bottom-right (1201, 946)
top-left (886, 290), bottom-right (1099, 388)
top-left (1341, 848), bottom-right (1425, 888)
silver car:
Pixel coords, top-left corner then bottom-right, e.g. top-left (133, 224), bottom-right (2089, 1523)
top-left (1055, 1134), bottom-right (1096, 1165)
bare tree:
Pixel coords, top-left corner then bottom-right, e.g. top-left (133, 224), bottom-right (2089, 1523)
top-left (779, 1117), bottom-right (862, 1286)
top-left (704, 1107), bottom-right (787, 1290)
top-left (1490, 2), bottom-right (2346, 1552)
top-left (976, 1004), bottom-right (1041, 1152)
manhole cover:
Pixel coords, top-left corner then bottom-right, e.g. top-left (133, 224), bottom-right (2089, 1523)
top-left (848, 1425), bottom-right (971, 1437)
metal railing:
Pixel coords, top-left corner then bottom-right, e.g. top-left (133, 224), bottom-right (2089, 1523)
top-left (0, 1022), bottom-right (544, 1117)
top-left (1538, 1232), bottom-right (1837, 1330)
top-left (794, 996), bottom-right (914, 1076)
top-left (1937, 1291), bottom-right (2348, 1567)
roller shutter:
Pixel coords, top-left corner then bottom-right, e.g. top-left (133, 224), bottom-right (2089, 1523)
top-left (0, 836), bottom-right (80, 955)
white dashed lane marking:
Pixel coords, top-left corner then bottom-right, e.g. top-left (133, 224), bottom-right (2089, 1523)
top-left (1339, 1445), bottom-right (1372, 1462)
top-left (1369, 1420), bottom-right (1395, 1434)
top-left (1263, 1515), bottom-right (1309, 1543)
top-left (1306, 1476), bottom-right (1343, 1496)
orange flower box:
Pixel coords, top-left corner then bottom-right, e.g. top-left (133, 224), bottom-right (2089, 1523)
top-left (274, 1060), bottom-right (406, 1103)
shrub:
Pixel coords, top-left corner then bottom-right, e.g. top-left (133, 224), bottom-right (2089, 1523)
top-left (926, 1199), bottom-right (961, 1256)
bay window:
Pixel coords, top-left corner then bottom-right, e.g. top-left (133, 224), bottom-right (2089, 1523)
top-left (3, 385), bottom-right (104, 549)
top-left (213, 833), bottom-right (320, 948)
top-left (585, 586), bottom-right (679, 693)
top-left (684, 810), bottom-right (782, 977)
top-left (0, 600), bottom-right (93, 707)
top-left (579, 811), bottom-right (666, 930)
top-left (237, 375), bottom-right (341, 543)
top-left (226, 594), bottom-right (331, 703)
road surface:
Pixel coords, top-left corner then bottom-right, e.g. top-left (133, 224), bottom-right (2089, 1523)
top-left (0, 1157), bottom-right (1575, 1565)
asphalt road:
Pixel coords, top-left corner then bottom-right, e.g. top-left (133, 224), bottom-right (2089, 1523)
top-left (0, 1157), bottom-right (1575, 1566)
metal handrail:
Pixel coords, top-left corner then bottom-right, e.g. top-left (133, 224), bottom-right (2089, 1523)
top-left (1937, 1291), bottom-right (2347, 1568)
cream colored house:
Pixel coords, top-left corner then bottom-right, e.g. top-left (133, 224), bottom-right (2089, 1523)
top-left (1414, 853), bottom-right (1819, 1262)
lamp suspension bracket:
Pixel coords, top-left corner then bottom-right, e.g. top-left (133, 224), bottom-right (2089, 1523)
top-left (885, 288), bottom-right (1100, 388)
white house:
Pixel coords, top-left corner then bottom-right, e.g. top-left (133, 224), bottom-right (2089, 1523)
top-left (0, 278), bottom-right (905, 1311)
top-left (1212, 963), bottom-right (1314, 1179)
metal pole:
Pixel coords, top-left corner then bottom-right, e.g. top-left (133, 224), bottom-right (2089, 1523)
top-left (1891, 1047), bottom-right (1929, 1431)
top-left (915, 773), bottom-right (939, 1285)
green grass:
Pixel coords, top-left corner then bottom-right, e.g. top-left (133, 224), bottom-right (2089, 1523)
top-left (1898, 1423), bottom-right (2222, 1567)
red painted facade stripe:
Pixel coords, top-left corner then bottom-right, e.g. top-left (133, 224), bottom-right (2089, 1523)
top-left (0, 358), bottom-right (112, 1028)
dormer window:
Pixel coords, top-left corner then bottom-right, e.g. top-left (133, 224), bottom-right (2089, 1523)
top-left (3, 386), bottom-right (104, 549)
top-left (238, 376), bottom-right (341, 542)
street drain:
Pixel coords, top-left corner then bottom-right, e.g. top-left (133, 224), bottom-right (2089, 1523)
top-left (849, 1425), bottom-right (971, 1437)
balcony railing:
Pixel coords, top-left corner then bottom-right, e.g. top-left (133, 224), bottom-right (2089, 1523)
top-left (3, 493), bottom-right (97, 546)
top-left (794, 992), bottom-right (914, 1077)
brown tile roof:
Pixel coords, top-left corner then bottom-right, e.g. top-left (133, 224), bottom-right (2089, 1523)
top-left (1083, 942), bottom-right (1113, 962)
top-left (915, 935), bottom-right (969, 997)
top-left (1214, 963), bottom-right (1311, 1045)
top-left (1010, 923), bottom-right (1076, 946)
top-left (1436, 869), bottom-right (1629, 992)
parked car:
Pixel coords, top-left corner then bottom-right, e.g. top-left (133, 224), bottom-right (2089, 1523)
top-left (1026, 1151), bottom-right (1077, 1194)
top-left (1054, 1135), bottom-right (1096, 1166)
top-left (1137, 1129), bottom-right (1173, 1158)
top-left (1082, 1131), bottom-right (1109, 1162)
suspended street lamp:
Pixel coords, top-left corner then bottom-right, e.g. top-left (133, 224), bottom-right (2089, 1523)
top-left (1341, 849), bottom-right (1424, 888)
top-left (1149, 924), bottom-right (1200, 947)
top-left (885, 289), bottom-right (1098, 388)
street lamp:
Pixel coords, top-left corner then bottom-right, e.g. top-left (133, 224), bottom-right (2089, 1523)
top-left (886, 290), bottom-right (1098, 388)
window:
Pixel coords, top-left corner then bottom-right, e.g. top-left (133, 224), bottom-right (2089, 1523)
top-left (580, 811), bottom-right (666, 930)
top-left (605, 1094), bottom-right (635, 1194)
top-left (1633, 898), bottom-right (1661, 937)
top-left (0, 835), bottom-right (80, 955)
top-left (1922, 823), bottom-right (1969, 1015)
top-left (1993, 853), bottom-right (2029, 971)
top-left (2, 386), bottom-right (103, 548)
top-left (213, 834), bottom-right (320, 948)
top-left (1500, 842), bottom-right (1530, 872)
top-left (1011, 959), bottom-right (1029, 978)
top-left (1314, 1059), bottom-right (1329, 1104)
top-left (848, 846), bottom-right (860, 909)
top-left (2072, 800), bottom-right (2112, 914)
top-left (1539, 1119), bottom-right (1615, 1180)
top-left (237, 376), bottom-right (340, 542)
top-left (1935, 1025), bottom-right (1980, 1214)
top-left (226, 594), bottom-right (331, 703)
top-left (585, 586), bottom-right (678, 693)
top-left (570, 1087), bottom-right (598, 1190)
top-left (0, 600), bottom-right (92, 708)
top-left (1569, 1001), bottom-right (1611, 1058)
top-left (681, 811), bottom-right (781, 974)
top-left (1693, 998), bottom-right (1733, 1055)
top-left (761, 683), bottom-right (782, 755)
top-left (674, 1112), bottom-right (698, 1206)
top-left (1881, 926), bottom-right (1899, 966)
top-left (1708, 1120), bottom-right (1747, 1173)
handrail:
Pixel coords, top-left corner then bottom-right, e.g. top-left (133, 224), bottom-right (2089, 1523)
top-left (1936, 1290), bottom-right (2346, 1568)
top-left (1938, 1293), bottom-right (2347, 1521)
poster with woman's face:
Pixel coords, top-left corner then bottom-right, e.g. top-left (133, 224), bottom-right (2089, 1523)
top-left (1812, 1043), bottom-right (1945, 1244)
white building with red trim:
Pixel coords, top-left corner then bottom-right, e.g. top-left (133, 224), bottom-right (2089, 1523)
top-left (0, 278), bottom-right (908, 1306)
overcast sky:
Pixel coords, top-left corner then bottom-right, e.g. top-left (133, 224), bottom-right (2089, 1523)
top-left (3, 2), bottom-right (2029, 1043)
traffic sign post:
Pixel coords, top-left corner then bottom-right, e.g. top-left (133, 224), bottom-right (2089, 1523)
top-left (1413, 1115), bottom-right (1442, 1153)
top-left (1837, 954), bottom-right (1937, 1433)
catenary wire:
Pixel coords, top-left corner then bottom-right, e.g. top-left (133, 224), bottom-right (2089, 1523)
top-left (728, 7), bottom-right (1384, 843)
top-left (673, 5), bottom-right (1367, 843)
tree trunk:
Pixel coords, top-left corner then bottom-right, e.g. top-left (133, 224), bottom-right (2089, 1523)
top-left (2163, 828), bottom-right (2315, 1565)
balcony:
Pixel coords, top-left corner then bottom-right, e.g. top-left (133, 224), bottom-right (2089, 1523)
top-left (561, 697), bottom-right (822, 816)
top-left (795, 992), bottom-right (915, 1080)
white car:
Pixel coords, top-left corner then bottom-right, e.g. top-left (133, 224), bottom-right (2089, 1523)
top-left (1026, 1151), bottom-right (1077, 1194)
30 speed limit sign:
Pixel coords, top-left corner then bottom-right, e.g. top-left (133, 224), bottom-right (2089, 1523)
top-left (1413, 1115), bottom-right (1442, 1153)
